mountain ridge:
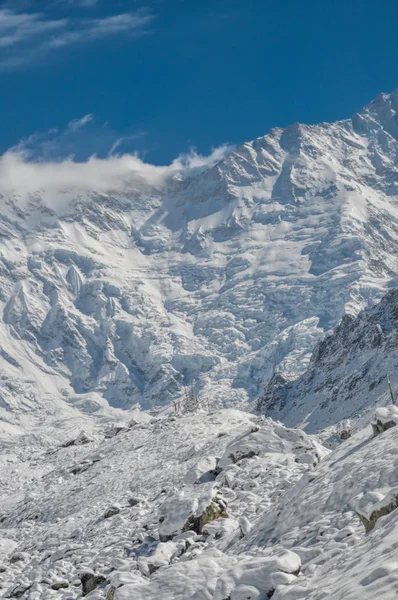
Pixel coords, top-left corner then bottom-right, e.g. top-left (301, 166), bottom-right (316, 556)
top-left (1, 89), bottom-right (398, 438)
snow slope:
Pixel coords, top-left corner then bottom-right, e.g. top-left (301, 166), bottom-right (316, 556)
top-left (2, 90), bottom-right (398, 599)
top-left (258, 287), bottom-right (398, 432)
top-left (2, 90), bottom-right (398, 434)
top-left (1, 404), bottom-right (398, 599)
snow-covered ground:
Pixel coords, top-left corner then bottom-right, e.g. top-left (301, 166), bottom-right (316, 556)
top-left (1, 405), bottom-right (398, 599)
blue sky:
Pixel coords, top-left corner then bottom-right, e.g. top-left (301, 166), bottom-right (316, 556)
top-left (1, 0), bottom-right (398, 164)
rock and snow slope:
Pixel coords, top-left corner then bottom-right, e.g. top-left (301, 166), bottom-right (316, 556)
top-left (259, 287), bottom-right (398, 432)
top-left (1, 406), bottom-right (398, 599)
top-left (2, 90), bottom-right (398, 433)
top-left (4, 89), bottom-right (398, 598)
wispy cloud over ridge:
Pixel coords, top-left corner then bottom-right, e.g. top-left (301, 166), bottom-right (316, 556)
top-left (0, 145), bottom-right (233, 208)
top-left (0, 6), bottom-right (154, 69)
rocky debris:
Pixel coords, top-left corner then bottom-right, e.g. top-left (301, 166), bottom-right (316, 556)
top-left (62, 430), bottom-right (95, 447)
top-left (218, 422), bottom-right (321, 468)
top-left (353, 488), bottom-right (398, 532)
top-left (106, 586), bottom-right (116, 600)
top-left (4, 582), bottom-right (31, 598)
top-left (202, 516), bottom-right (240, 545)
top-left (0, 408), bottom-right (353, 600)
top-left (106, 569), bottom-right (148, 599)
top-left (371, 406), bottom-right (398, 436)
top-left (239, 515), bottom-right (253, 538)
top-left (51, 579), bottom-right (69, 590)
top-left (158, 483), bottom-right (228, 541)
top-left (128, 496), bottom-right (143, 507)
top-left (8, 553), bottom-right (28, 564)
top-left (80, 570), bottom-right (107, 596)
top-left (104, 505), bottom-right (121, 519)
top-left (258, 289), bottom-right (398, 432)
top-left (70, 453), bottom-right (103, 475)
top-left (339, 419), bottom-right (352, 440)
top-left (105, 424), bottom-right (129, 439)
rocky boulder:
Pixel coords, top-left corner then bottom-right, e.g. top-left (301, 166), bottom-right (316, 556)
top-left (371, 405), bottom-right (398, 437)
top-left (158, 483), bottom-right (228, 541)
top-left (352, 488), bottom-right (398, 532)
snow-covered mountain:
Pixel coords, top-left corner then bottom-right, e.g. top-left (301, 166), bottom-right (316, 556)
top-left (258, 287), bottom-right (398, 432)
top-left (2, 89), bottom-right (398, 438)
top-left (3, 89), bottom-right (398, 599)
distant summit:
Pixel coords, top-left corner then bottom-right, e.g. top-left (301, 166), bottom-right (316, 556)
top-left (1, 90), bottom-right (398, 438)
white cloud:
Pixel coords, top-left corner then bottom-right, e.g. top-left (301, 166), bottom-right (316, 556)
top-left (0, 7), bottom-right (153, 68)
top-left (0, 145), bottom-right (233, 207)
top-left (0, 9), bottom-right (67, 48)
top-left (108, 132), bottom-right (148, 156)
top-left (9, 116), bottom-right (148, 161)
top-left (48, 12), bottom-right (153, 48)
top-left (67, 114), bottom-right (94, 132)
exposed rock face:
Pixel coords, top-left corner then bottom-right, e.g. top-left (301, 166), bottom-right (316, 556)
top-left (183, 494), bottom-right (229, 536)
top-left (353, 488), bottom-right (398, 532)
top-left (258, 289), bottom-right (398, 431)
top-left (158, 484), bottom-right (228, 541)
top-left (81, 571), bottom-right (107, 596)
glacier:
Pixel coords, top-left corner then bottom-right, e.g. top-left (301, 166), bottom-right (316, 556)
top-left (2, 91), bottom-right (398, 437)
top-left (1, 90), bottom-right (398, 599)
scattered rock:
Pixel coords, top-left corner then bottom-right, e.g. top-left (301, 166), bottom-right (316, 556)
top-left (128, 496), bottom-right (143, 507)
top-left (104, 505), bottom-right (121, 519)
top-left (353, 488), bottom-right (398, 532)
top-left (105, 425), bottom-right (128, 439)
top-left (239, 516), bottom-right (253, 537)
top-left (80, 571), bottom-right (107, 596)
top-left (159, 483), bottom-right (228, 541)
top-left (63, 430), bottom-right (95, 447)
top-left (371, 406), bottom-right (398, 436)
top-left (70, 461), bottom-right (92, 475)
top-left (51, 580), bottom-right (69, 590)
top-left (5, 582), bottom-right (31, 598)
top-left (106, 586), bottom-right (116, 600)
top-left (9, 553), bottom-right (28, 564)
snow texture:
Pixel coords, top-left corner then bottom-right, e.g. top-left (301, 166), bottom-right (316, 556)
top-left (2, 91), bottom-right (398, 437)
top-left (2, 89), bottom-right (398, 599)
